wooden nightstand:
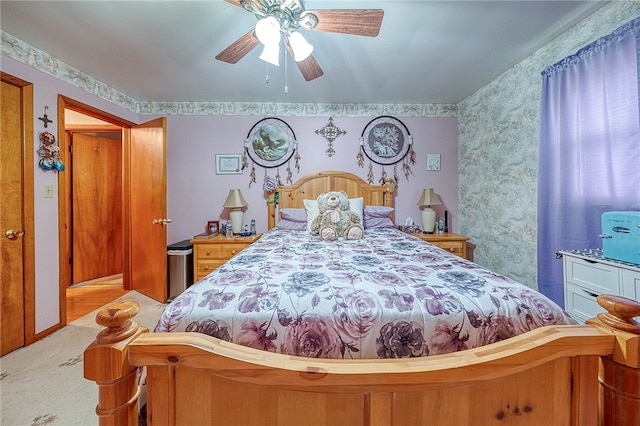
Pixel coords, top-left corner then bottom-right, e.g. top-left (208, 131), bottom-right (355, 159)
top-left (190, 234), bottom-right (262, 281)
top-left (412, 232), bottom-right (470, 260)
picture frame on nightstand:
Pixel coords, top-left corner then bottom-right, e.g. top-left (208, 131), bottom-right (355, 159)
top-left (206, 220), bottom-right (219, 235)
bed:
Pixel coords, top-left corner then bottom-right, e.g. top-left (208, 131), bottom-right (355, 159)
top-left (84, 171), bottom-right (640, 425)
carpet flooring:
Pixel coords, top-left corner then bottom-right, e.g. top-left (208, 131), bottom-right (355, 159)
top-left (0, 291), bottom-right (166, 426)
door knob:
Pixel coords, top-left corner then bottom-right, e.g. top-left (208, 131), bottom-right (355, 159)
top-left (5, 229), bottom-right (25, 240)
top-left (152, 218), bottom-right (172, 225)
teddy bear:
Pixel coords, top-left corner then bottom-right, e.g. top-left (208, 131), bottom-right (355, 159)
top-left (310, 191), bottom-right (363, 241)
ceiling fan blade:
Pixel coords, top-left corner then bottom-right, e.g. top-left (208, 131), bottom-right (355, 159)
top-left (224, 0), bottom-right (244, 7)
top-left (295, 54), bottom-right (324, 81)
top-left (304, 9), bottom-right (384, 37)
top-left (223, 0), bottom-right (262, 10)
top-left (215, 29), bottom-right (260, 64)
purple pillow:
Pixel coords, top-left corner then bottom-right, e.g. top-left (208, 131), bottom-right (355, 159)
top-left (363, 206), bottom-right (395, 229)
top-left (364, 206), bottom-right (394, 218)
top-left (364, 217), bottom-right (395, 229)
top-left (276, 220), bottom-right (307, 231)
top-left (279, 208), bottom-right (306, 223)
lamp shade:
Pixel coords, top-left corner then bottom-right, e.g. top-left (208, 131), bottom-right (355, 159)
top-left (417, 188), bottom-right (442, 207)
top-left (255, 16), bottom-right (281, 46)
top-left (288, 31), bottom-right (313, 62)
top-left (259, 43), bottom-right (280, 66)
top-left (223, 189), bottom-right (248, 209)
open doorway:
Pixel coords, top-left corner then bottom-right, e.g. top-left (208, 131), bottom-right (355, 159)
top-left (58, 96), bottom-right (169, 325)
top-left (63, 109), bottom-right (128, 321)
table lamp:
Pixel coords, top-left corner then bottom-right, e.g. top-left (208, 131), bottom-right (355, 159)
top-left (223, 189), bottom-right (248, 234)
top-left (417, 188), bottom-right (442, 234)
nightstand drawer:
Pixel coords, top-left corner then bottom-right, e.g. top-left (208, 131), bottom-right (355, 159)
top-left (432, 241), bottom-right (464, 256)
top-left (563, 255), bottom-right (620, 294)
top-left (191, 234), bottom-right (262, 281)
top-left (196, 260), bottom-right (226, 278)
top-left (410, 232), bottom-right (470, 260)
top-left (196, 243), bottom-right (250, 260)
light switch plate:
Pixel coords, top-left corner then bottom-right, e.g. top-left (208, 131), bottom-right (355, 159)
top-left (43, 184), bottom-right (54, 198)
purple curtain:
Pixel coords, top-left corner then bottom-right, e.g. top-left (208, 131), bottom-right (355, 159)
top-left (538, 18), bottom-right (640, 306)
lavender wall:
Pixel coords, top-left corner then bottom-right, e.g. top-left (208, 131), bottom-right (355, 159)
top-left (164, 115), bottom-right (458, 244)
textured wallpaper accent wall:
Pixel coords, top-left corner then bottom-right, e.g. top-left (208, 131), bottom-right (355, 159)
top-left (458, 1), bottom-right (640, 291)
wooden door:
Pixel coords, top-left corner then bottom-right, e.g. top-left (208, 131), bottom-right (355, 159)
top-left (126, 118), bottom-right (168, 302)
top-left (1, 75), bottom-right (35, 355)
top-left (71, 134), bottom-right (122, 283)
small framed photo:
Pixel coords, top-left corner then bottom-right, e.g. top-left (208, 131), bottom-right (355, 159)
top-left (206, 220), bottom-right (219, 235)
top-left (427, 153), bottom-right (441, 171)
top-left (215, 154), bottom-right (243, 174)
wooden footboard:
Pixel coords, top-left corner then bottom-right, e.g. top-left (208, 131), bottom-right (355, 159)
top-left (85, 295), bottom-right (640, 426)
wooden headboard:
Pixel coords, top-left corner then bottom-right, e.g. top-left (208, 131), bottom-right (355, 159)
top-left (267, 171), bottom-right (396, 229)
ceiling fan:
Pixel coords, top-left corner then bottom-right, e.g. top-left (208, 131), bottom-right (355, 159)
top-left (216, 0), bottom-right (384, 81)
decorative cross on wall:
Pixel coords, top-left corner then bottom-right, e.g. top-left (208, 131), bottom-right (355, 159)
top-left (315, 117), bottom-right (346, 157)
top-left (38, 106), bottom-right (53, 128)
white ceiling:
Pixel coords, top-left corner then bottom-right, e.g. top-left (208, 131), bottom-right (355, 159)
top-left (1, 0), bottom-right (607, 105)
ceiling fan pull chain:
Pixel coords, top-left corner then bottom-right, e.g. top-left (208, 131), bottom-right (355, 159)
top-left (284, 51), bottom-right (289, 94)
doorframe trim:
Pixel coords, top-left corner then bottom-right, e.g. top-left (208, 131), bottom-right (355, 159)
top-left (57, 95), bottom-right (135, 325)
top-left (1, 72), bottom-right (36, 345)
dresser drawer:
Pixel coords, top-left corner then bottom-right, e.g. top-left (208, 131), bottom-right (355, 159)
top-left (563, 255), bottom-right (621, 295)
top-left (564, 282), bottom-right (607, 324)
top-left (621, 269), bottom-right (640, 300)
top-left (196, 243), bottom-right (250, 260)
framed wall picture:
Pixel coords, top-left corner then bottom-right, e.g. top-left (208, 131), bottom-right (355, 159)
top-left (427, 153), bottom-right (441, 171)
top-left (215, 154), bottom-right (243, 174)
top-left (244, 117), bottom-right (297, 169)
top-left (359, 116), bottom-right (412, 166)
top-left (206, 220), bottom-right (219, 235)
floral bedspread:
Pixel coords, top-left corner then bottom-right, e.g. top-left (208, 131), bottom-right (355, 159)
top-left (155, 228), bottom-right (575, 359)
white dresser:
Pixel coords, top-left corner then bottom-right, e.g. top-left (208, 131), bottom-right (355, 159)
top-left (559, 249), bottom-right (640, 324)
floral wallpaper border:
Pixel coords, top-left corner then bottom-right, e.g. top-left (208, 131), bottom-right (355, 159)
top-left (1, 30), bottom-right (457, 118)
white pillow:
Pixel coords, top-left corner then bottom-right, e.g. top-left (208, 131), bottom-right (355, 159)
top-left (304, 197), bottom-right (364, 234)
top-left (303, 199), bottom-right (320, 233)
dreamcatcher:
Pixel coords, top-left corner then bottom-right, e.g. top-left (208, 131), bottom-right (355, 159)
top-left (243, 117), bottom-right (301, 190)
top-left (356, 116), bottom-right (415, 184)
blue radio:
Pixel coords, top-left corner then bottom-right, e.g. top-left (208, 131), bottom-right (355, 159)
top-left (600, 211), bottom-right (640, 265)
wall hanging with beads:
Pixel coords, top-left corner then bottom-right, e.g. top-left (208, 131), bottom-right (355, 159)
top-left (37, 130), bottom-right (65, 172)
top-left (243, 117), bottom-right (301, 189)
top-left (356, 115), bottom-right (415, 184)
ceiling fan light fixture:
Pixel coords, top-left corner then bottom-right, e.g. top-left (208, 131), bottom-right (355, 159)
top-left (259, 42), bottom-right (280, 66)
top-left (288, 31), bottom-right (313, 62)
top-left (298, 12), bottom-right (318, 30)
top-left (255, 16), bottom-right (281, 46)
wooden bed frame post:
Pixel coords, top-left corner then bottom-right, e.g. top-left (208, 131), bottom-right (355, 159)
top-left (84, 301), bottom-right (147, 426)
top-left (586, 296), bottom-right (640, 425)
